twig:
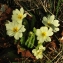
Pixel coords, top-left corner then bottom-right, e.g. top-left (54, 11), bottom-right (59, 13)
top-left (34, 1), bottom-right (39, 8)
top-left (43, 53), bottom-right (51, 61)
top-left (38, 0), bottom-right (53, 14)
top-left (52, 51), bottom-right (62, 61)
top-left (14, 0), bottom-right (32, 17)
top-left (14, 0), bottom-right (23, 7)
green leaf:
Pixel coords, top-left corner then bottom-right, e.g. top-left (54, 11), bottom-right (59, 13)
top-left (23, 19), bottom-right (29, 32)
top-left (25, 31), bottom-right (35, 48)
top-left (30, 14), bottom-right (36, 30)
top-left (20, 36), bottom-right (25, 45)
top-left (56, 0), bottom-right (61, 18)
top-left (62, 0), bottom-right (63, 1)
top-left (30, 35), bottom-right (35, 48)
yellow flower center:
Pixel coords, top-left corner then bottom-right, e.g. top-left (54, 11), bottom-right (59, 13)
top-left (18, 14), bottom-right (23, 19)
top-left (37, 50), bottom-right (42, 55)
top-left (42, 32), bottom-right (46, 37)
top-left (13, 27), bottom-right (18, 32)
top-left (47, 21), bottom-right (50, 25)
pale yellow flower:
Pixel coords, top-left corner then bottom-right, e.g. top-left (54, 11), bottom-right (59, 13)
top-left (32, 49), bottom-right (43, 59)
top-left (42, 15), bottom-right (60, 32)
top-left (12, 7), bottom-right (27, 24)
top-left (32, 45), bottom-right (45, 59)
top-left (5, 21), bottom-right (26, 40)
top-left (36, 26), bottom-right (53, 43)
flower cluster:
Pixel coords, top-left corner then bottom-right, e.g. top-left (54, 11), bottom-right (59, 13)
top-left (32, 43), bottom-right (45, 59)
top-left (5, 7), bottom-right (60, 59)
top-left (5, 8), bottom-right (27, 40)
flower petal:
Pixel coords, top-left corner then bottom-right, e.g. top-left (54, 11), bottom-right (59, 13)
top-left (48, 28), bottom-right (53, 36)
top-left (48, 15), bottom-right (55, 22)
top-left (54, 28), bottom-right (59, 32)
top-left (36, 29), bottom-right (41, 36)
top-left (7, 30), bottom-right (14, 36)
top-left (13, 9), bottom-right (20, 14)
top-left (23, 14), bottom-right (27, 18)
top-left (42, 17), bottom-right (47, 22)
top-left (45, 37), bottom-right (51, 42)
top-left (14, 32), bottom-right (21, 40)
top-left (20, 7), bottom-right (24, 14)
top-left (53, 20), bottom-right (60, 26)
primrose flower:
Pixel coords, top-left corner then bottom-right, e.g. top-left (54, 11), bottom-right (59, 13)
top-left (32, 45), bottom-right (45, 59)
top-left (42, 15), bottom-right (60, 32)
top-left (32, 49), bottom-right (43, 59)
top-left (5, 21), bottom-right (26, 40)
top-left (12, 7), bottom-right (27, 24)
top-left (36, 26), bottom-right (53, 43)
